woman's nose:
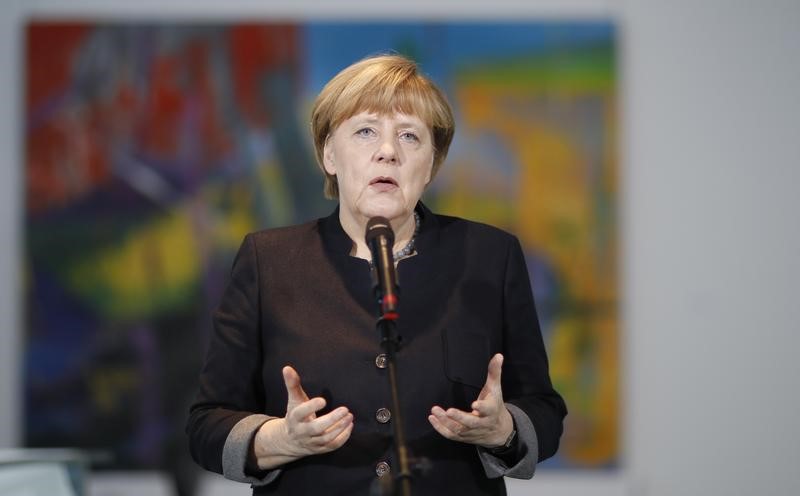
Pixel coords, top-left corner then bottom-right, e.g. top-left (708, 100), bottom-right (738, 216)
top-left (375, 138), bottom-right (398, 164)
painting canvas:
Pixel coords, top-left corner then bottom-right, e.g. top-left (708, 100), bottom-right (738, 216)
top-left (24, 21), bottom-right (617, 491)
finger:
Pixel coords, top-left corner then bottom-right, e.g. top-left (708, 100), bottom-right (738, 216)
top-left (445, 408), bottom-right (483, 429)
top-left (430, 407), bottom-right (467, 435)
top-left (430, 411), bottom-right (497, 445)
top-left (431, 405), bottom-right (447, 416)
top-left (283, 366), bottom-right (310, 404)
top-left (470, 398), bottom-right (500, 417)
top-left (428, 414), bottom-right (459, 440)
top-left (287, 397), bottom-right (327, 423)
top-left (478, 354), bottom-right (504, 402)
top-left (485, 354), bottom-right (503, 391)
top-left (304, 407), bottom-right (351, 436)
top-left (312, 413), bottom-right (354, 446)
top-left (326, 421), bottom-right (354, 450)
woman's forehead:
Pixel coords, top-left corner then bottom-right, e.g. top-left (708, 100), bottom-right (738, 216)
top-left (342, 111), bottom-right (427, 127)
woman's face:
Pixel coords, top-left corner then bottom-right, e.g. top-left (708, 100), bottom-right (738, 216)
top-left (323, 111), bottom-right (434, 224)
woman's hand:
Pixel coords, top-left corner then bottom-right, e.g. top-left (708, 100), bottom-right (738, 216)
top-left (428, 353), bottom-right (514, 449)
top-left (252, 366), bottom-right (354, 470)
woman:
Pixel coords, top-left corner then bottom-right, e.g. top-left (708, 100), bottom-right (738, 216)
top-left (187, 54), bottom-right (566, 495)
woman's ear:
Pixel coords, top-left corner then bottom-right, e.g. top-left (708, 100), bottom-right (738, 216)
top-left (424, 157), bottom-right (434, 185)
top-left (322, 136), bottom-right (336, 176)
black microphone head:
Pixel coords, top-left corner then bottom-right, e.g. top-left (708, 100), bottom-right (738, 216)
top-left (365, 216), bottom-right (395, 246)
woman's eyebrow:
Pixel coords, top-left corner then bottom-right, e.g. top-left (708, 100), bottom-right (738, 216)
top-left (396, 122), bottom-right (423, 130)
top-left (349, 115), bottom-right (424, 129)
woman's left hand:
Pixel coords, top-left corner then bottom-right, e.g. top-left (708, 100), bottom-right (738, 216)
top-left (428, 353), bottom-right (514, 448)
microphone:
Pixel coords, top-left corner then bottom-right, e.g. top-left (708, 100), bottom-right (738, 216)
top-left (365, 217), bottom-right (399, 320)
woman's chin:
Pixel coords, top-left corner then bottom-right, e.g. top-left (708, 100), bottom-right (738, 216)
top-left (357, 201), bottom-right (409, 222)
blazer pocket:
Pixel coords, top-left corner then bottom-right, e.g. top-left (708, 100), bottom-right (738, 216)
top-left (442, 326), bottom-right (490, 389)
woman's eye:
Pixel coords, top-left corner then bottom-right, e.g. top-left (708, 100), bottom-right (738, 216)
top-left (356, 128), bottom-right (376, 138)
top-left (400, 132), bottom-right (419, 142)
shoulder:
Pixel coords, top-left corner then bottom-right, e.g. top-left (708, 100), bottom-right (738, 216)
top-left (231, 220), bottom-right (323, 270)
top-left (426, 211), bottom-right (524, 271)
top-left (247, 219), bottom-right (320, 249)
top-left (433, 212), bottom-right (519, 249)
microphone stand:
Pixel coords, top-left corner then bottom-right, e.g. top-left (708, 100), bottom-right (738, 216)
top-left (366, 217), bottom-right (416, 496)
top-left (375, 314), bottom-right (412, 496)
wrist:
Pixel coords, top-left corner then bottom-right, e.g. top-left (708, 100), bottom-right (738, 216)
top-left (253, 418), bottom-right (299, 470)
top-left (487, 426), bottom-right (517, 455)
top-left (486, 408), bottom-right (516, 452)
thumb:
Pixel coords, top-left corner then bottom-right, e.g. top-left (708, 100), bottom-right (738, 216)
top-left (283, 365), bottom-right (309, 407)
top-left (485, 353), bottom-right (504, 392)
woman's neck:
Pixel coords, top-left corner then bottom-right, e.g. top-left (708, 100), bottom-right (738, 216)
top-left (340, 209), bottom-right (417, 261)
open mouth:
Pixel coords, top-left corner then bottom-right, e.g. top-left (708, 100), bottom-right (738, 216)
top-left (369, 177), bottom-right (398, 187)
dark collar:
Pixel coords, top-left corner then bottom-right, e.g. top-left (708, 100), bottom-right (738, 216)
top-left (319, 202), bottom-right (440, 259)
top-left (317, 201), bottom-right (446, 324)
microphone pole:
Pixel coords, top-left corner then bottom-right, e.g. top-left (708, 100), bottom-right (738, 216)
top-left (365, 217), bottom-right (412, 496)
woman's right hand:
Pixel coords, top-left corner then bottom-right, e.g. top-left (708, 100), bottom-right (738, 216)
top-left (251, 366), bottom-right (354, 470)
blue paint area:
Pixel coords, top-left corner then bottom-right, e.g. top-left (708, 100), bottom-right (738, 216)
top-left (303, 22), bottom-right (614, 93)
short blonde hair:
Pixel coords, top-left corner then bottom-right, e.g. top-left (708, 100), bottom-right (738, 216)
top-left (311, 54), bottom-right (455, 199)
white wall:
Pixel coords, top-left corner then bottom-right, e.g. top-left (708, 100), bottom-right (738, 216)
top-left (0, 0), bottom-right (24, 457)
top-left (1, 1), bottom-right (799, 495)
top-left (622, 1), bottom-right (800, 494)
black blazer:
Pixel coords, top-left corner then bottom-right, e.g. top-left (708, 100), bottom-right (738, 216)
top-left (187, 204), bottom-right (566, 495)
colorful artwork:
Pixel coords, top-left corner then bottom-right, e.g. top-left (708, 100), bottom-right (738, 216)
top-left (25, 21), bottom-right (617, 493)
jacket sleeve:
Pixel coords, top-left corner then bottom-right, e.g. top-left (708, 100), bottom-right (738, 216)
top-left (501, 235), bottom-right (567, 463)
top-left (477, 402), bottom-right (538, 478)
top-left (186, 234), bottom-right (267, 474)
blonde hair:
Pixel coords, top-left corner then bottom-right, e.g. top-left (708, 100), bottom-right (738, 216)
top-left (311, 54), bottom-right (455, 199)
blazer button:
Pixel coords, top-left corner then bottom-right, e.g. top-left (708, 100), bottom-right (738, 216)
top-left (375, 353), bottom-right (388, 369)
top-left (375, 407), bottom-right (391, 424)
top-left (375, 460), bottom-right (391, 477)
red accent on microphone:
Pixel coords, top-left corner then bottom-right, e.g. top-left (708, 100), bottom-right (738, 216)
top-left (383, 294), bottom-right (398, 306)
top-left (382, 312), bottom-right (399, 321)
